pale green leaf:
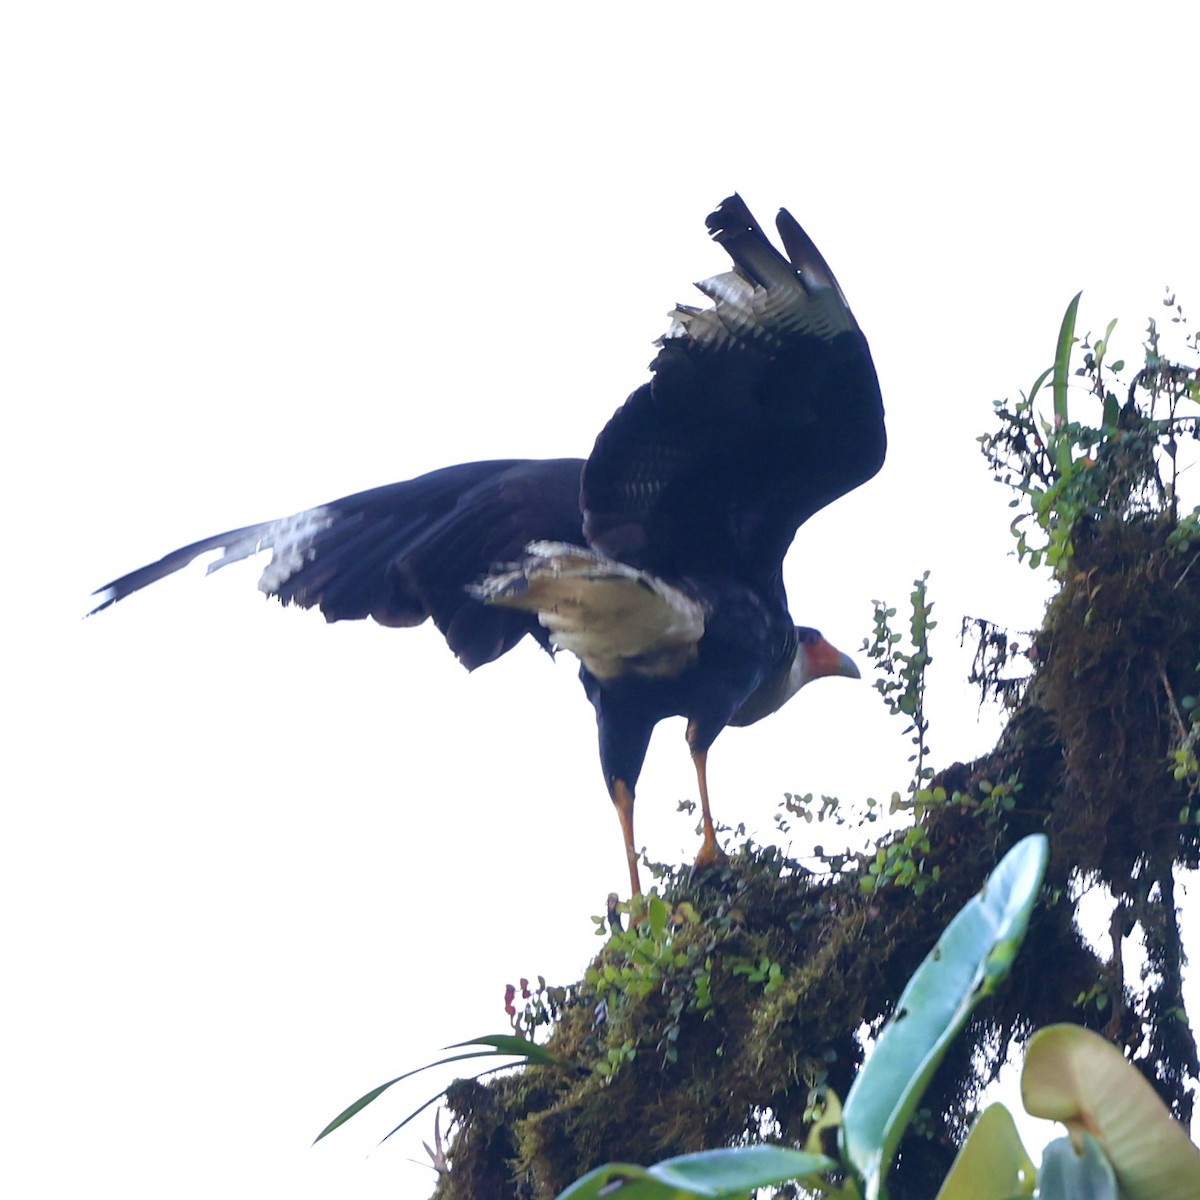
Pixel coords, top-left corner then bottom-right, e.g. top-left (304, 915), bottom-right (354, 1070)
top-left (1022, 1024), bottom-right (1200, 1199)
top-left (840, 835), bottom-right (1048, 1199)
top-left (933, 1103), bottom-right (1036, 1200)
top-left (555, 1145), bottom-right (835, 1200)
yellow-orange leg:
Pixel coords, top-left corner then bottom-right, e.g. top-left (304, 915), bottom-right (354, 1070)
top-left (687, 722), bottom-right (726, 868)
top-left (612, 778), bottom-right (643, 897)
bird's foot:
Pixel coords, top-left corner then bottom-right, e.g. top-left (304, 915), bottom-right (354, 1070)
top-left (693, 837), bottom-right (728, 870)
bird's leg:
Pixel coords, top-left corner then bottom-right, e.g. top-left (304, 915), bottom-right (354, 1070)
top-left (687, 721), bottom-right (726, 868)
top-left (611, 778), bottom-right (643, 897)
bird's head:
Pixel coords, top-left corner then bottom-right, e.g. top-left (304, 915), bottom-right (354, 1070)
top-left (729, 625), bottom-right (860, 728)
top-left (794, 625), bottom-right (860, 684)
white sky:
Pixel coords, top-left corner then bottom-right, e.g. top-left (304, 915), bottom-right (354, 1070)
top-left (5, 3), bottom-right (1199, 1197)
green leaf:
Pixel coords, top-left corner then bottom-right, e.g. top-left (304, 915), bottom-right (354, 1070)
top-left (556, 1163), bottom-right (678, 1199)
top-left (1052, 293), bottom-right (1082, 473)
top-left (1095, 317), bottom-right (1118, 369)
top-left (555, 1145), bottom-right (835, 1199)
top-left (933, 1104), bottom-right (1036, 1200)
top-left (647, 894), bottom-right (670, 939)
top-left (314, 1034), bottom-right (559, 1143)
top-left (1037, 1134), bottom-right (1118, 1200)
top-left (840, 835), bottom-right (1048, 1199)
top-left (314, 1076), bottom-right (409, 1144)
top-left (1102, 390), bottom-right (1119, 431)
top-left (1027, 365), bottom-right (1054, 407)
top-left (446, 1034), bottom-right (561, 1065)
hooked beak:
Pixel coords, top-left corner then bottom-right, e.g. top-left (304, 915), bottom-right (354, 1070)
top-left (809, 635), bottom-right (860, 681)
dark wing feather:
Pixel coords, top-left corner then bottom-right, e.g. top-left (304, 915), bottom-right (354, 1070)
top-left (91, 458), bottom-right (586, 670)
top-left (581, 195), bottom-right (884, 589)
top-left (388, 458), bottom-right (585, 667)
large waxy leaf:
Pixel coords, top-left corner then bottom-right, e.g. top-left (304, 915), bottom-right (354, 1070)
top-left (1037, 1133), bottom-right (1117, 1200)
top-left (932, 1103), bottom-right (1035, 1200)
top-left (554, 1145), bottom-right (834, 1200)
top-left (840, 834), bottom-right (1048, 1199)
top-left (1022, 1023), bottom-right (1200, 1200)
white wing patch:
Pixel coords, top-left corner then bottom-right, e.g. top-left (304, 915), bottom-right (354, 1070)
top-left (472, 541), bottom-right (706, 680)
top-left (193, 507), bottom-right (334, 595)
top-left (256, 508), bottom-right (334, 594)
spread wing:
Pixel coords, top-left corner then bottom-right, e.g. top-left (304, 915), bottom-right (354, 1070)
top-left (90, 458), bottom-right (586, 669)
top-left (581, 195), bottom-right (885, 590)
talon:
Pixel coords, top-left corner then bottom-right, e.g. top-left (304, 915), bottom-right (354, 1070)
top-left (694, 836), bottom-right (727, 870)
top-left (687, 730), bottom-right (724, 869)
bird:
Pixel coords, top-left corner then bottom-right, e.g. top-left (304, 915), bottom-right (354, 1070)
top-left (90, 194), bottom-right (886, 897)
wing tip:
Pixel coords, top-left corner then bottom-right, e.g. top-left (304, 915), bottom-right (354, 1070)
top-left (85, 587), bottom-right (117, 618)
top-left (774, 207), bottom-right (847, 300)
top-left (705, 193), bottom-right (757, 243)
top-left (706, 196), bottom-right (846, 298)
